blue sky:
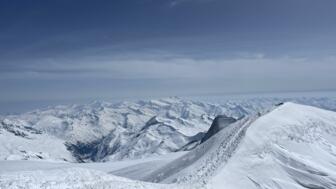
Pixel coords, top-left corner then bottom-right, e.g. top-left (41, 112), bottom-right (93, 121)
top-left (1, 0), bottom-right (336, 113)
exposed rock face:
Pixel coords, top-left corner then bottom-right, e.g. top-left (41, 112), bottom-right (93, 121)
top-left (201, 115), bottom-right (237, 143)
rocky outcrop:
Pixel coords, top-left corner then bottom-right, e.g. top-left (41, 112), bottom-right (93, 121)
top-left (201, 115), bottom-right (237, 143)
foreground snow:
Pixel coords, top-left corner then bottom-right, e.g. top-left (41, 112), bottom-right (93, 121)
top-left (0, 153), bottom-right (187, 189)
top-left (0, 167), bottom-right (183, 189)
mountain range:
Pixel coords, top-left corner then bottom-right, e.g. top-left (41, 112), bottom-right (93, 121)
top-left (1, 97), bottom-right (336, 163)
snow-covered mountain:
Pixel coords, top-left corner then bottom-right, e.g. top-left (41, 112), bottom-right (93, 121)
top-left (209, 102), bottom-right (336, 189)
top-left (1, 102), bottom-right (336, 189)
top-left (0, 97), bottom-right (218, 162)
top-left (110, 102), bottom-right (336, 189)
top-left (1, 97), bottom-right (336, 163)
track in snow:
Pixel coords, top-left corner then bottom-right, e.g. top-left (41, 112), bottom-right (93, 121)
top-left (141, 115), bottom-right (258, 187)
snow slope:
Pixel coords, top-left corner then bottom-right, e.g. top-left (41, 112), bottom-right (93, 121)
top-left (141, 117), bottom-right (255, 184)
top-left (116, 102), bottom-right (336, 189)
top-left (0, 152), bottom-right (187, 189)
top-left (0, 167), bottom-right (182, 189)
top-left (0, 126), bottom-right (74, 162)
top-left (209, 102), bottom-right (336, 189)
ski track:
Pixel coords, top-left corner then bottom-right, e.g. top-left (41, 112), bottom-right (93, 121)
top-left (140, 115), bottom-right (259, 188)
top-left (174, 117), bottom-right (257, 187)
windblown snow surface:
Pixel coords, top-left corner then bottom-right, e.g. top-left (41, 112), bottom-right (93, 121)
top-left (1, 102), bottom-right (336, 189)
top-left (209, 102), bottom-right (336, 189)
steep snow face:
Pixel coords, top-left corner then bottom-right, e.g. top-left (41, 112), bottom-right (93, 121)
top-left (209, 102), bottom-right (336, 189)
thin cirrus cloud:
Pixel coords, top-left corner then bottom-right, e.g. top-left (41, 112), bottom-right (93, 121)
top-left (0, 51), bottom-right (335, 114)
top-left (1, 52), bottom-right (335, 81)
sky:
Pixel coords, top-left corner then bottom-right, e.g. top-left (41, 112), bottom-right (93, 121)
top-left (1, 0), bottom-right (336, 113)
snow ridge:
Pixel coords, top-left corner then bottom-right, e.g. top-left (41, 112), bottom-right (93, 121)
top-left (209, 102), bottom-right (336, 189)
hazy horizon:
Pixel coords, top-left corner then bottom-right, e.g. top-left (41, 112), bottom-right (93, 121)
top-left (1, 0), bottom-right (336, 113)
top-left (1, 90), bottom-right (336, 114)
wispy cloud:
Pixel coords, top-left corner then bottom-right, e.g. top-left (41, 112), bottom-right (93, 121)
top-left (1, 52), bottom-right (334, 82)
top-left (1, 51), bottom-right (335, 104)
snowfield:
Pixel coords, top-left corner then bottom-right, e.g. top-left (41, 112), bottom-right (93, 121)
top-left (0, 153), bottom-right (188, 189)
top-left (1, 99), bottom-right (336, 189)
top-left (0, 168), bottom-right (179, 189)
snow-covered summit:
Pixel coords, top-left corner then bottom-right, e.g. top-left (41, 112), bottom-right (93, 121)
top-left (208, 102), bottom-right (336, 188)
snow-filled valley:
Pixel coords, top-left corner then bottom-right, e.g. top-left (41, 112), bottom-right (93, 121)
top-left (1, 97), bottom-right (336, 188)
